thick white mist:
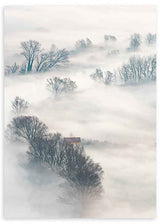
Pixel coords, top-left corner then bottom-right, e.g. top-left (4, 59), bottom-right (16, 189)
top-left (4, 5), bottom-right (156, 219)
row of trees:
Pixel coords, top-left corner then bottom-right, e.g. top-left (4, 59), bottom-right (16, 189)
top-left (128, 33), bottom-right (156, 51)
top-left (90, 68), bottom-right (114, 85)
top-left (5, 40), bottom-right (69, 75)
top-left (74, 33), bottom-right (156, 52)
top-left (7, 115), bottom-right (104, 207)
top-left (90, 55), bottom-right (156, 85)
top-left (74, 33), bottom-right (156, 51)
top-left (118, 55), bottom-right (156, 84)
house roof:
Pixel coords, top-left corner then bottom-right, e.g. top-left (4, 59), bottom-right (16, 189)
top-left (64, 137), bottom-right (81, 143)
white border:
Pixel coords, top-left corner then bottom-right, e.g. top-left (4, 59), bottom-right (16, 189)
top-left (0, 0), bottom-right (160, 224)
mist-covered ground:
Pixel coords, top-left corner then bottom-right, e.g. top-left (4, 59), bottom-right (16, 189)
top-left (4, 5), bottom-right (156, 219)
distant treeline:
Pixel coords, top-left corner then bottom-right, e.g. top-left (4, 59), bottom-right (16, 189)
top-left (5, 33), bottom-right (156, 75)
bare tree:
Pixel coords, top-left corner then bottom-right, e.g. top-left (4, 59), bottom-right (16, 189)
top-left (128, 33), bottom-right (141, 51)
top-left (28, 133), bottom-right (67, 169)
top-left (47, 77), bottom-right (77, 96)
top-left (118, 55), bottom-right (156, 84)
top-left (21, 40), bottom-right (41, 72)
top-left (7, 116), bottom-right (48, 142)
top-left (75, 38), bottom-right (93, 50)
top-left (104, 71), bottom-right (114, 84)
top-left (36, 49), bottom-right (69, 72)
top-left (90, 69), bottom-right (104, 82)
top-left (146, 33), bottom-right (156, 45)
top-left (12, 96), bottom-right (29, 115)
top-left (5, 62), bottom-right (19, 75)
top-left (90, 69), bottom-right (114, 85)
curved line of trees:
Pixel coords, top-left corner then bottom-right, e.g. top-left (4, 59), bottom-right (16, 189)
top-left (7, 115), bottom-right (104, 208)
top-left (5, 33), bottom-right (156, 75)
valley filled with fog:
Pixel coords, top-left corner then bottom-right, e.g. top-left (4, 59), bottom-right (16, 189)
top-left (4, 5), bottom-right (156, 219)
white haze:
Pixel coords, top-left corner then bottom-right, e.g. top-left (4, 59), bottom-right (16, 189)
top-left (4, 5), bottom-right (156, 219)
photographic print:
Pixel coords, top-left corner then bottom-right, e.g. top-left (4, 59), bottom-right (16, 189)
top-left (4, 5), bottom-right (156, 218)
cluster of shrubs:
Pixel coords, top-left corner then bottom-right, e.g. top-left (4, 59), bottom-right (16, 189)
top-left (91, 55), bottom-right (156, 85)
top-left (118, 55), bottom-right (156, 84)
top-left (7, 114), bottom-right (104, 205)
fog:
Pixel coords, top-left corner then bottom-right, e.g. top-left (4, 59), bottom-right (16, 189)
top-left (4, 5), bottom-right (156, 219)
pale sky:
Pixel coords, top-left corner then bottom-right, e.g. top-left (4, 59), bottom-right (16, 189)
top-left (4, 5), bottom-right (157, 53)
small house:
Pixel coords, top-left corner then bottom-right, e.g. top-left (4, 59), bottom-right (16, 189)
top-left (64, 137), bottom-right (81, 145)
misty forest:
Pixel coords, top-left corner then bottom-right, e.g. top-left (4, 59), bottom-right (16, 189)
top-left (4, 6), bottom-right (156, 218)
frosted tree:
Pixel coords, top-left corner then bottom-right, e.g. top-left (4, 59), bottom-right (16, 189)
top-left (104, 71), bottom-right (114, 84)
top-left (128, 33), bottom-right (141, 51)
top-left (146, 33), bottom-right (156, 45)
top-left (90, 69), bottom-right (104, 82)
top-left (36, 49), bottom-right (69, 72)
top-left (21, 40), bottom-right (41, 72)
top-left (46, 77), bottom-right (77, 96)
top-left (12, 96), bottom-right (29, 115)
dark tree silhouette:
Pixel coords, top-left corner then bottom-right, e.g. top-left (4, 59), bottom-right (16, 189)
top-left (36, 49), bottom-right (69, 72)
top-left (5, 41), bottom-right (69, 75)
top-left (28, 133), bottom-right (67, 168)
top-left (12, 96), bottom-right (29, 115)
top-left (62, 146), bottom-right (103, 190)
top-left (59, 144), bottom-right (103, 208)
top-left (46, 77), bottom-right (77, 96)
top-left (7, 116), bottom-right (48, 142)
top-left (21, 40), bottom-right (41, 72)
top-left (7, 115), bottom-right (104, 209)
